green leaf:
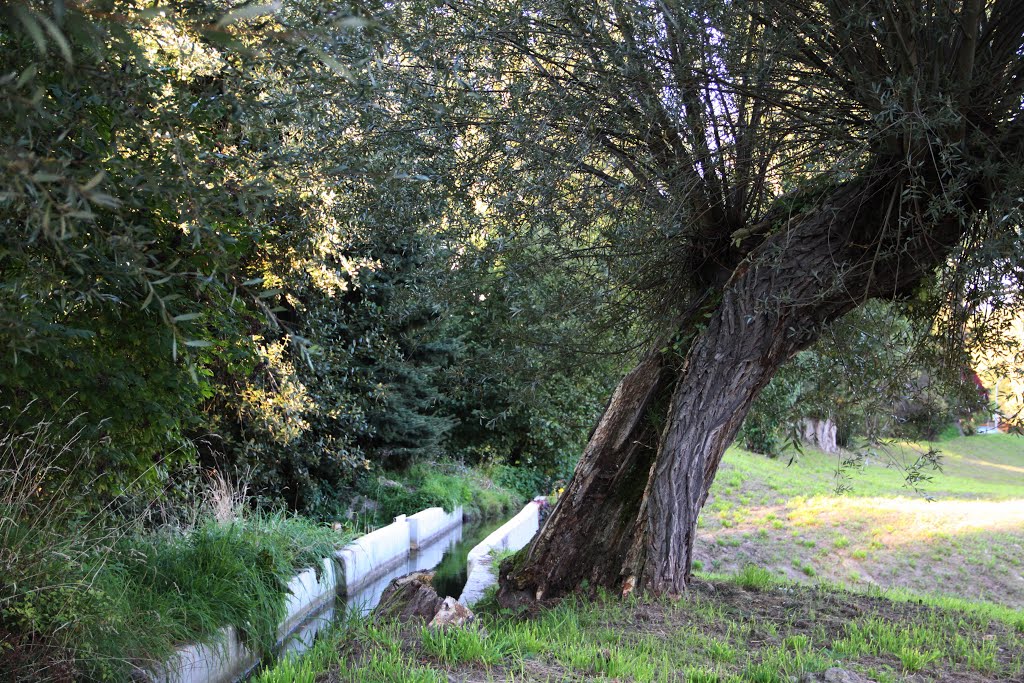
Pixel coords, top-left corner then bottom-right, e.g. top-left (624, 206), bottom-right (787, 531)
top-left (16, 63), bottom-right (37, 88)
top-left (36, 12), bottom-right (72, 64)
top-left (308, 46), bottom-right (353, 82)
top-left (81, 170), bottom-right (106, 192)
top-left (86, 192), bottom-right (121, 208)
top-left (215, 2), bottom-right (281, 28)
top-left (11, 6), bottom-right (47, 56)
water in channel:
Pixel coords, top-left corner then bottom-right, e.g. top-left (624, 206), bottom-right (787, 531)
top-left (271, 516), bottom-right (505, 664)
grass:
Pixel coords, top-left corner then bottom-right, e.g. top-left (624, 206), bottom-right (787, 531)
top-left (0, 443), bottom-right (350, 683)
top-left (253, 568), bottom-right (1024, 682)
top-left (120, 512), bottom-right (342, 652)
top-left (359, 461), bottom-right (523, 525)
top-left (250, 634), bottom-right (340, 683)
top-left (253, 618), bottom-right (450, 683)
top-left (696, 433), bottom-right (1024, 607)
top-left (1, 510), bottom-right (348, 682)
top-left (709, 433), bottom-right (1024, 501)
top-left (734, 563), bottom-right (776, 590)
top-left (491, 547), bottom-right (519, 573)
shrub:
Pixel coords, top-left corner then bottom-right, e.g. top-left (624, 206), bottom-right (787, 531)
top-left (489, 463), bottom-right (550, 499)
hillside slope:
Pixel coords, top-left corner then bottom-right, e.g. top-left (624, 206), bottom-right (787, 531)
top-left (696, 435), bottom-right (1024, 608)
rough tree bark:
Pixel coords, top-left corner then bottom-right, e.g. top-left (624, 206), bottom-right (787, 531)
top-left (800, 419), bottom-right (838, 454)
top-left (498, 349), bottom-right (675, 600)
top-left (499, 163), bottom-right (975, 601)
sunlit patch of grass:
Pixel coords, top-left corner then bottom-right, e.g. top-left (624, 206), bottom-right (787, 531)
top-left (696, 437), bottom-right (1024, 606)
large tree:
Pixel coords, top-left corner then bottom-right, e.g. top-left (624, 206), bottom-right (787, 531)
top-left (392, 0), bottom-right (1024, 600)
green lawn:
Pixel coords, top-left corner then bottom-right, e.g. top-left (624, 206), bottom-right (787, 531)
top-left (254, 572), bottom-right (1024, 682)
top-left (714, 434), bottom-right (1024, 501)
top-left (250, 433), bottom-right (1024, 683)
top-left (697, 434), bottom-right (1024, 607)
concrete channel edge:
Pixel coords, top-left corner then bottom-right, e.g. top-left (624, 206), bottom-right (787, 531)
top-left (458, 500), bottom-right (541, 607)
top-left (144, 506), bottom-right (462, 683)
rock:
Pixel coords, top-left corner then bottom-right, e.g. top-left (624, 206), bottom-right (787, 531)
top-left (428, 597), bottom-right (475, 628)
top-left (374, 571), bottom-right (443, 623)
top-left (801, 669), bottom-right (876, 683)
top-left (374, 572), bottom-right (477, 628)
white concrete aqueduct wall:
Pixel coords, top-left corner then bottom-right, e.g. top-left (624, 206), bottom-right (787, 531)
top-left (146, 505), bottom-right (485, 683)
top-left (458, 500), bottom-right (541, 607)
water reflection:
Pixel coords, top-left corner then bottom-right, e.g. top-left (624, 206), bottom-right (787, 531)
top-left (269, 517), bottom-right (504, 669)
top-left (431, 517), bottom-right (506, 599)
top-left (344, 522), bottom-right (465, 615)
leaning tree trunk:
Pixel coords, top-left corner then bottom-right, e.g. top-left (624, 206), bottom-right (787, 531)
top-left (497, 349), bottom-right (675, 600)
top-left (499, 163), bottom-right (972, 602)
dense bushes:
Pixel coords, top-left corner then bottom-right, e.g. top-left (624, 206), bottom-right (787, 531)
top-left (0, 4), bottom-right (469, 510)
top-left (207, 230), bottom-right (460, 516)
top-left (0, 3), bottom-right (259, 493)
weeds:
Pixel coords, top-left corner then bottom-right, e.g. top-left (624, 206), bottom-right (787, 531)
top-left (420, 625), bottom-right (506, 665)
top-left (251, 636), bottom-right (339, 683)
top-left (360, 462), bottom-right (522, 524)
top-left (735, 564), bottom-right (776, 590)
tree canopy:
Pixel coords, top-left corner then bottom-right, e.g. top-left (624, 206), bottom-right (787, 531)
top-left (2, 0), bottom-right (1022, 599)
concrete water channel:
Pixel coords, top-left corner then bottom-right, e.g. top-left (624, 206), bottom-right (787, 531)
top-left (277, 515), bottom-right (508, 660)
top-left (146, 502), bottom-right (540, 683)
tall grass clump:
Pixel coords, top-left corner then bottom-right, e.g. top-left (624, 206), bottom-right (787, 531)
top-left (0, 409), bottom-right (120, 681)
top-left (117, 512), bottom-right (340, 657)
top-left (734, 564), bottom-right (777, 591)
top-left (0, 410), bottom-right (346, 681)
